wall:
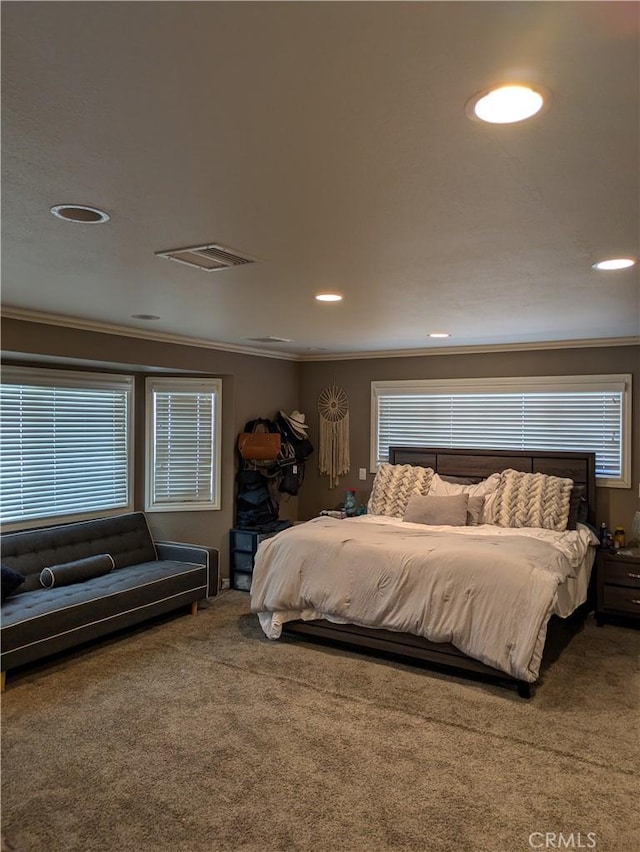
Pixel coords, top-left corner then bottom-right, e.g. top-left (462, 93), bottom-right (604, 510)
top-left (3, 317), bottom-right (638, 558)
top-left (297, 345), bottom-right (640, 533)
top-left (1, 318), bottom-right (300, 580)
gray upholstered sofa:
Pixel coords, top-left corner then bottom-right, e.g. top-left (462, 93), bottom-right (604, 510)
top-left (0, 511), bottom-right (219, 689)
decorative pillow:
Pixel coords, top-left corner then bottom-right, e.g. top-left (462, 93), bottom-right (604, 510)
top-left (466, 496), bottom-right (485, 526)
top-left (40, 554), bottom-right (115, 589)
top-left (492, 470), bottom-right (574, 532)
top-left (403, 493), bottom-right (469, 526)
top-left (1, 564), bottom-right (26, 602)
top-left (367, 464), bottom-right (434, 518)
top-left (429, 472), bottom-right (501, 524)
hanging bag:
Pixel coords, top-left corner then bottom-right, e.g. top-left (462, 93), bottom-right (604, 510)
top-left (237, 424), bottom-right (281, 461)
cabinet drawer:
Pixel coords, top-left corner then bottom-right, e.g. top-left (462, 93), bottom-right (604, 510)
top-left (233, 551), bottom-right (255, 572)
top-left (602, 584), bottom-right (640, 615)
top-left (600, 559), bottom-right (640, 588)
top-left (231, 531), bottom-right (258, 551)
top-left (232, 571), bottom-right (252, 592)
top-left (232, 530), bottom-right (275, 551)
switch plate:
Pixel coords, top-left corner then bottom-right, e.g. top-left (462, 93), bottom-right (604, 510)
top-left (359, 468), bottom-right (367, 480)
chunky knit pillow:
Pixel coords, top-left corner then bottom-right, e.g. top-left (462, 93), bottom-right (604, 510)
top-left (492, 469), bottom-right (573, 532)
top-left (367, 463), bottom-right (434, 518)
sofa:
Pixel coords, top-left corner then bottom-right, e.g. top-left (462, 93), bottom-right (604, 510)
top-left (0, 511), bottom-right (219, 689)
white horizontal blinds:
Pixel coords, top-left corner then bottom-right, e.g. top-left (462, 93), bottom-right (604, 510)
top-left (152, 390), bottom-right (215, 504)
top-left (375, 383), bottom-right (624, 479)
top-left (1, 368), bottom-right (132, 525)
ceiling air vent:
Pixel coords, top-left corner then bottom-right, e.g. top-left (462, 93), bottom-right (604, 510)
top-left (155, 242), bottom-right (256, 272)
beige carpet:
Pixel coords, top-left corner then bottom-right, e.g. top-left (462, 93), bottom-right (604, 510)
top-left (1, 591), bottom-right (638, 852)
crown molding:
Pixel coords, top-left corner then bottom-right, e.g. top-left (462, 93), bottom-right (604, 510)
top-left (298, 337), bottom-right (640, 360)
top-left (2, 306), bottom-right (638, 362)
top-left (0, 307), bottom-right (298, 362)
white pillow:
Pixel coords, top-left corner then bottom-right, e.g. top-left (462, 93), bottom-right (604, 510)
top-left (429, 472), bottom-right (501, 524)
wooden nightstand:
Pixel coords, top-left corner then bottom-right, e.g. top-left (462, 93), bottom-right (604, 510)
top-left (595, 549), bottom-right (640, 627)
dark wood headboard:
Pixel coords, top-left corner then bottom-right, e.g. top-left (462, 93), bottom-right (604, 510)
top-left (388, 446), bottom-right (596, 526)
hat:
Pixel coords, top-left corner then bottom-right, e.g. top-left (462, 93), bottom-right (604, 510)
top-left (280, 410), bottom-right (309, 438)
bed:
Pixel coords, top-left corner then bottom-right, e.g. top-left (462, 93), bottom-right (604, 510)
top-left (250, 447), bottom-right (598, 697)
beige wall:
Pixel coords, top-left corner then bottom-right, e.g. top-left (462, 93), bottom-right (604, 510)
top-left (297, 345), bottom-right (640, 533)
top-left (1, 318), bottom-right (300, 580)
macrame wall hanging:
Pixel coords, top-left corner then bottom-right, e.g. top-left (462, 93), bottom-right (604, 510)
top-left (317, 384), bottom-right (350, 488)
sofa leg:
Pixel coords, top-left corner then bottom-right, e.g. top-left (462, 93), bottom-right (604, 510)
top-left (1, 671), bottom-right (5, 692)
top-left (191, 601), bottom-right (198, 616)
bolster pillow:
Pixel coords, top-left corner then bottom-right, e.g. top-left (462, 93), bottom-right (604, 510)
top-left (40, 554), bottom-right (115, 589)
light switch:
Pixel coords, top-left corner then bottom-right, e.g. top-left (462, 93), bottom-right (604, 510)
top-left (359, 468), bottom-right (367, 480)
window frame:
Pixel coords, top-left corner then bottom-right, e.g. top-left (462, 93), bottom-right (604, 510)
top-left (1, 365), bottom-right (134, 531)
top-left (371, 374), bottom-right (632, 488)
top-left (145, 376), bottom-right (222, 512)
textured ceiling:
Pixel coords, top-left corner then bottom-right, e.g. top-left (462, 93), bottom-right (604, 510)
top-left (2, 1), bottom-right (639, 358)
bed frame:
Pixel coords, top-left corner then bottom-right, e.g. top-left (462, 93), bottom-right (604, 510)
top-left (283, 446), bottom-right (597, 698)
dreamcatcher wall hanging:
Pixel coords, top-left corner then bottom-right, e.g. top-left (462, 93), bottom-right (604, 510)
top-left (317, 385), bottom-right (350, 488)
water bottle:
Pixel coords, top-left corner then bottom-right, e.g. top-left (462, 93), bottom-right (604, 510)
top-left (599, 523), bottom-right (608, 548)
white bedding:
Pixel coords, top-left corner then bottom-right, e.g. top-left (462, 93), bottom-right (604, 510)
top-left (250, 516), bottom-right (598, 683)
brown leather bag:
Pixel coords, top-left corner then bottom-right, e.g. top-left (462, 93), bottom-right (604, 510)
top-left (237, 431), bottom-right (281, 461)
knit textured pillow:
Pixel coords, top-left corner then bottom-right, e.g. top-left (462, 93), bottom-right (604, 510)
top-left (492, 469), bottom-right (573, 532)
top-left (367, 463), bottom-right (434, 518)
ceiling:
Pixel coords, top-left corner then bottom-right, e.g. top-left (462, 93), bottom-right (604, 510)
top-left (2, 1), bottom-right (639, 359)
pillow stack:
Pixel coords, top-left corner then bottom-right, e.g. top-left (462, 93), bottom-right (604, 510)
top-left (369, 463), bottom-right (575, 532)
top-left (427, 472), bottom-right (501, 525)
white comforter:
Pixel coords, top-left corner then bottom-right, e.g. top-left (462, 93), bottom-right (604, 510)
top-left (250, 516), bottom-right (597, 682)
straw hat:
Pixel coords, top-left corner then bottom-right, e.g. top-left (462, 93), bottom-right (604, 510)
top-left (280, 410), bottom-right (309, 438)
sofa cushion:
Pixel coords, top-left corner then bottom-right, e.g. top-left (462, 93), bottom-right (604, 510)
top-left (1, 560), bottom-right (207, 667)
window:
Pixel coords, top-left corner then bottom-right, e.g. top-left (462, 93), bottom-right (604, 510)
top-left (1, 366), bottom-right (133, 529)
top-left (145, 377), bottom-right (222, 511)
top-left (371, 374), bottom-right (631, 488)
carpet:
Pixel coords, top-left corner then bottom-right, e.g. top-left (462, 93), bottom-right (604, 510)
top-left (1, 591), bottom-right (638, 852)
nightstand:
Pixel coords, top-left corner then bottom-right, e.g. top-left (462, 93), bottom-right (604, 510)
top-left (595, 549), bottom-right (640, 627)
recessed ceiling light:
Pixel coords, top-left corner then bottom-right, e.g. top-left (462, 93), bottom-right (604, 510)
top-left (466, 85), bottom-right (546, 124)
top-left (429, 332), bottom-right (451, 339)
top-left (50, 204), bottom-right (110, 224)
top-left (592, 258), bottom-right (636, 271)
top-left (315, 293), bottom-right (343, 302)
top-left (131, 314), bottom-right (160, 321)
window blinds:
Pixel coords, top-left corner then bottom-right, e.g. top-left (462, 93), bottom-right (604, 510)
top-left (146, 379), bottom-right (221, 511)
top-left (1, 367), bottom-right (133, 526)
top-left (372, 375), bottom-right (630, 485)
